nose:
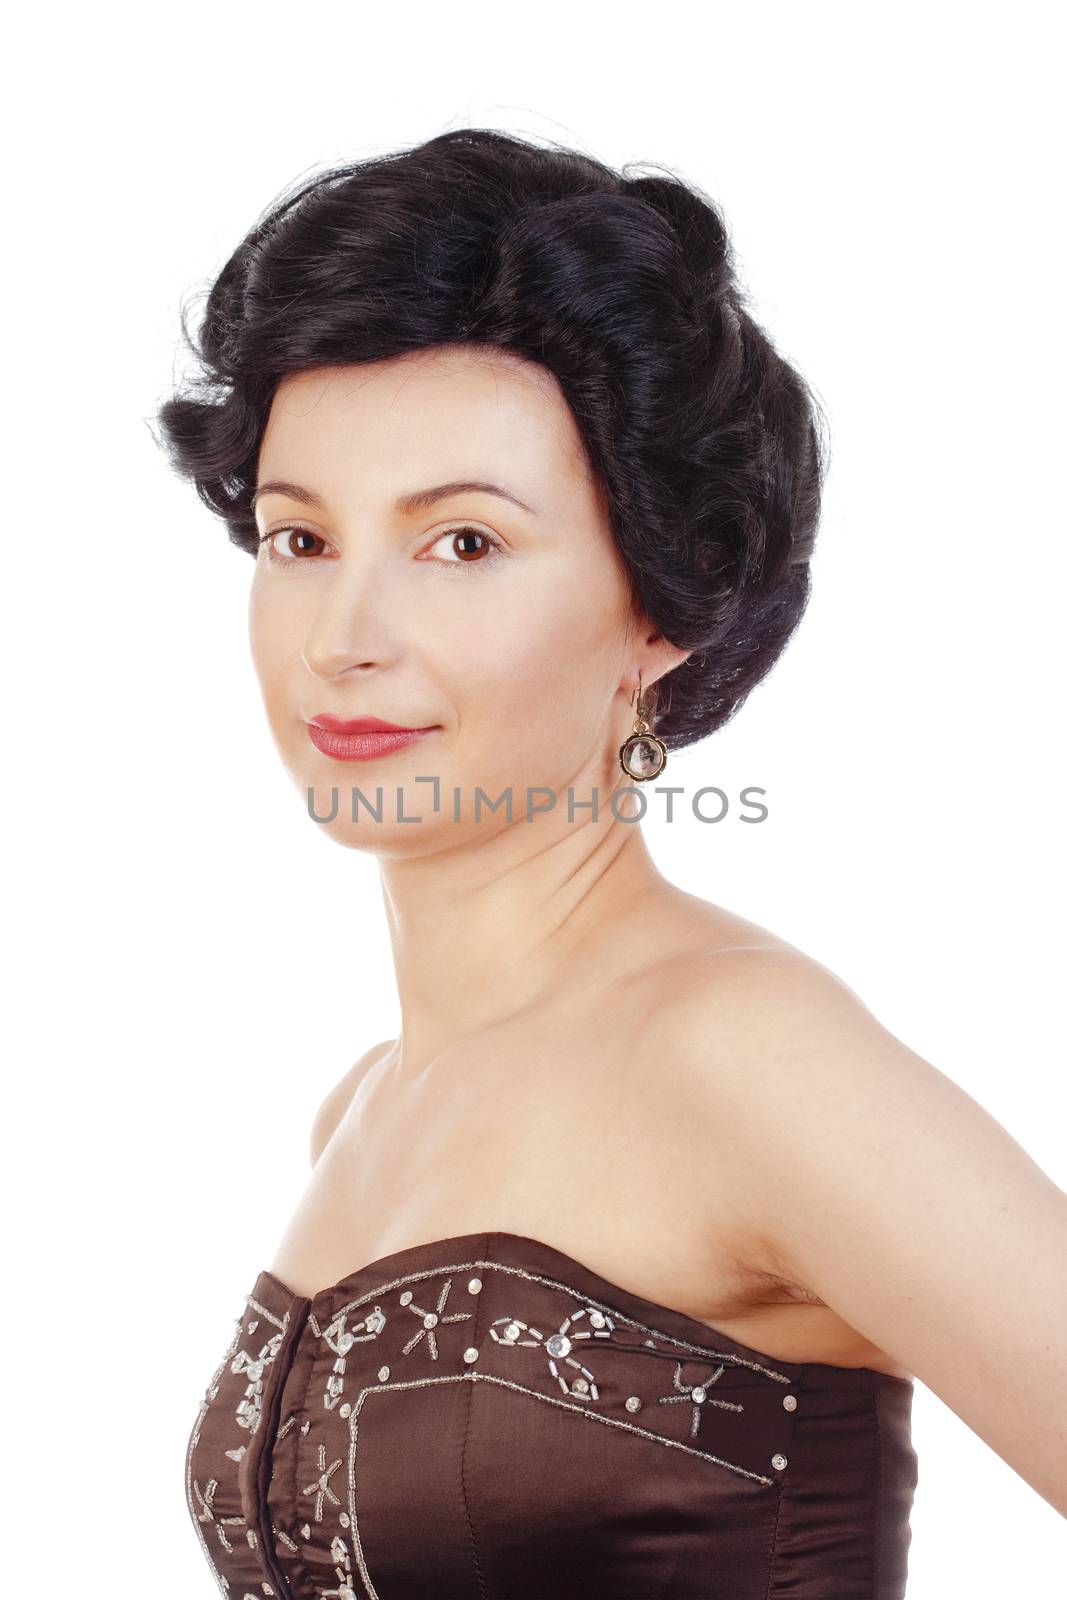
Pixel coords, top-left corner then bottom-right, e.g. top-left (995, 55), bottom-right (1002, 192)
top-left (300, 563), bottom-right (395, 681)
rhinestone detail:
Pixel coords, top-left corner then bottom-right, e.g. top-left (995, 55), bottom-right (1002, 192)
top-left (187, 1250), bottom-right (801, 1598)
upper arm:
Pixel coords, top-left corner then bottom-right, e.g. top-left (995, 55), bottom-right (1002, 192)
top-left (672, 949), bottom-right (1067, 1517)
top-left (309, 1039), bottom-right (395, 1167)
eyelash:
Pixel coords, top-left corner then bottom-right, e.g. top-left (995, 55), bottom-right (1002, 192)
top-left (256, 524), bottom-right (505, 572)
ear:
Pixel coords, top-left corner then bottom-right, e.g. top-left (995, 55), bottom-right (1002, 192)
top-left (631, 633), bottom-right (692, 693)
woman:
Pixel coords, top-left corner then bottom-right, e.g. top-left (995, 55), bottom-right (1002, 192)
top-left (158, 128), bottom-right (1066, 1598)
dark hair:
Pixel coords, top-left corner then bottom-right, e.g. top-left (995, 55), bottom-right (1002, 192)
top-left (154, 127), bottom-right (827, 749)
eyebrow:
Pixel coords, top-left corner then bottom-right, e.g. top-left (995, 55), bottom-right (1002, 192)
top-left (251, 478), bottom-right (537, 517)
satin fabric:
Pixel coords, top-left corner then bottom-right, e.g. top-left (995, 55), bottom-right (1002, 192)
top-left (185, 1230), bottom-right (917, 1597)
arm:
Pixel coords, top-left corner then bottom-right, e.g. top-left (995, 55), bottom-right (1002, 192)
top-left (309, 1039), bottom-right (395, 1166)
top-left (673, 949), bottom-right (1067, 1517)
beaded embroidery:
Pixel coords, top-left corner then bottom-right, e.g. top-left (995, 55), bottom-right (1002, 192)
top-left (396, 1274), bottom-right (473, 1357)
top-left (186, 1309), bottom-right (247, 1596)
top-left (488, 1298), bottom-right (616, 1398)
top-left (658, 1359), bottom-right (742, 1439)
top-left (186, 1251), bottom-right (800, 1599)
top-left (232, 1298), bottom-right (289, 1432)
top-left (302, 1443), bottom-right (344, 1522)
top-left (320, 1305), bottom-right (386, 1411)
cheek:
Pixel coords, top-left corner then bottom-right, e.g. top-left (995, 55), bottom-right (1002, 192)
top-left (459, 572), bottom-right (625, 749)
top-left (247, 576), bottom-right (309, 696)
top-left (247, 582), bottom-right (269, 678)
top-left (247, 598), bottom-right (282, 706)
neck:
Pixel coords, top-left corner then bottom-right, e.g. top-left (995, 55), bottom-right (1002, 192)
top-left (377, 787), bottom-right (671, 1072)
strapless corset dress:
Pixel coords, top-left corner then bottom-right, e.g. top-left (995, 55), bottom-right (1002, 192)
top-left (185, 1230), bottom-right (918, 1597)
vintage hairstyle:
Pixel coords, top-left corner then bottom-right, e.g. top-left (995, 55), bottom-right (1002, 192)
top-left (154, 127), bottom-right (827, 749)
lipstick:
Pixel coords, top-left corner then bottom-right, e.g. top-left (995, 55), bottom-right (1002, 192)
top-left (306, 714), bottom-right (438, 762)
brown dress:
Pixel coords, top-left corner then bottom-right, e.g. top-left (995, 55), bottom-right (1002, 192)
top-left (185, 1230), bottom-right (918, 1597)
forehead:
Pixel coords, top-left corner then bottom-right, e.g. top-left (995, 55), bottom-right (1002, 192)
top-left (258, 345), bottom-right (595, 503)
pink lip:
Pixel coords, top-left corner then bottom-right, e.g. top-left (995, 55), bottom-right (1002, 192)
top-left (306, 714), bottom-right (438, 762)
top-left (309, 715), bottom-right (425, 733)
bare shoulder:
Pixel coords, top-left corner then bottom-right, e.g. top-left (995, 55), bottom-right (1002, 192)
top-left (658, 939), bottom-right (877, 1048)
top-left (651, 932), bottom-right (1051, 1298)
top-left (649, 940), bottom-right (927, 1278)
top-left (309, 1039), bottom-right (396, 1167)
top-left (647, 938), bottom-right (1067, 1518)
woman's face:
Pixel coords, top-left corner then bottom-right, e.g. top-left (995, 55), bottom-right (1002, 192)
top-left (249, 344), bottom-right (677, 852)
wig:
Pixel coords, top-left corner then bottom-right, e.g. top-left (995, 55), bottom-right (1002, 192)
top-left (155, 127), bottom-right (827, 749)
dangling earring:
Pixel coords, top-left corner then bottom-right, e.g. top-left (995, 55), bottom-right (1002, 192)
top-left (619, 670), bottom-right (668, 781)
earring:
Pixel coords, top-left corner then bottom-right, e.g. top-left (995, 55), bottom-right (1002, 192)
top-left (619, 670), bottom-right (668, 781)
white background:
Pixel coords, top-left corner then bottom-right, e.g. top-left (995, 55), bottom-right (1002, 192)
top-left (3, 2), bottom-right (1063, 1594)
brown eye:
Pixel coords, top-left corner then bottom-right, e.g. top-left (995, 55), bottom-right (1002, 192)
top-left (427, 526), bottom-right (504, 565)
top-left (262, 527), bottom-right (326, 561)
